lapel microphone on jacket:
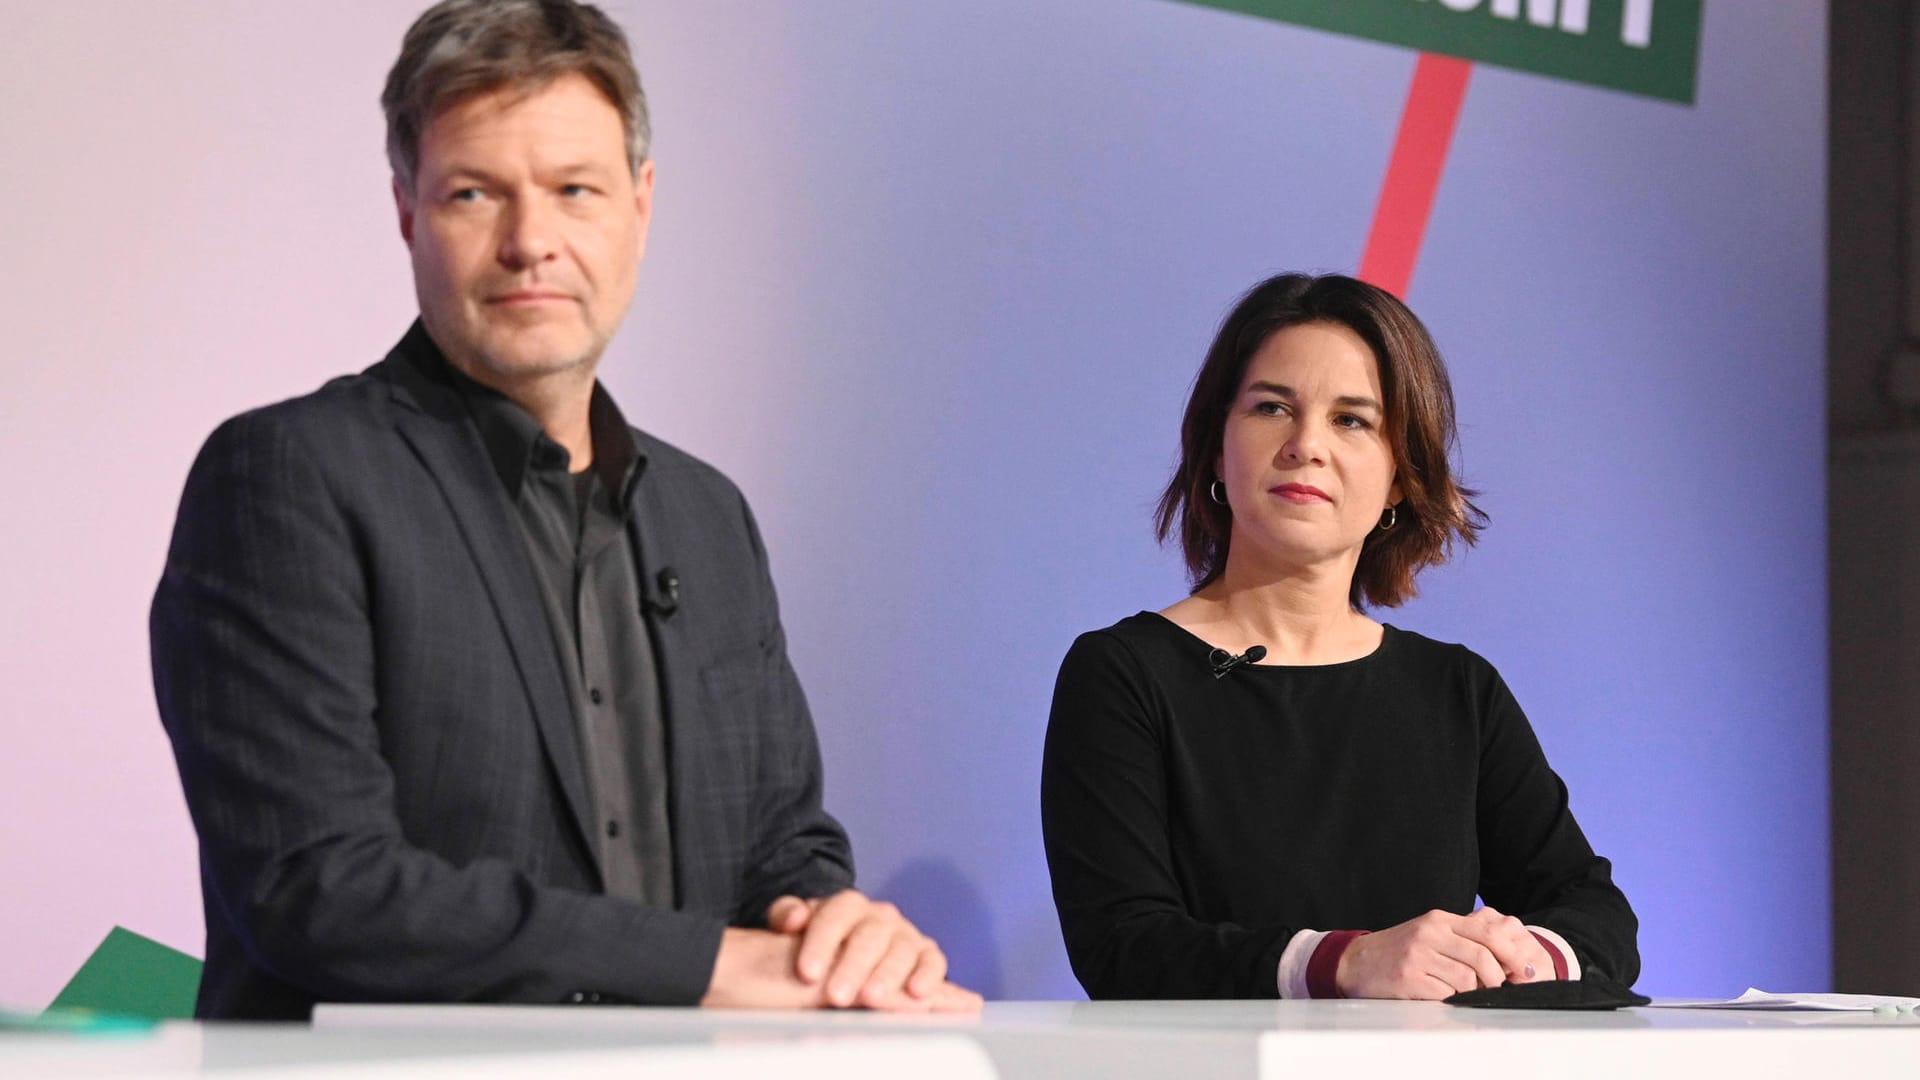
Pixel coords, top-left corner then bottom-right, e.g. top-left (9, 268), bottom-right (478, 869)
top-left (646, 568), bottom-right (680, 618)
top-left (1209, 645), bottom-right (1267, 679)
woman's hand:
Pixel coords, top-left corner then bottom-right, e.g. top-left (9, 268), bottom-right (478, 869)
top-left (1334, 907), bottom-right (1557, 999)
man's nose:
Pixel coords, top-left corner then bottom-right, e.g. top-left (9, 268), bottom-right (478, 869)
top-left (497, 198), bottom-right (556, 268)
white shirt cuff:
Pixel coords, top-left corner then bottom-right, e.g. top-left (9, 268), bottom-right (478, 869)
top-left (1276, 928), bottom-right (1328, 999)
top-left (1526, 924), bottom-right (1582, 980)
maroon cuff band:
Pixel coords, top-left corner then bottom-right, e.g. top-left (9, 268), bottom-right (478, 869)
top-left (1306, 930), bottom-right (1369, 999)
top-left (1529, 931), bottom-right (1569, 980)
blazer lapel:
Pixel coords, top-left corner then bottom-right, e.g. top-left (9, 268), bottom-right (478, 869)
top-left (378, 344), bottom-right (602, 873)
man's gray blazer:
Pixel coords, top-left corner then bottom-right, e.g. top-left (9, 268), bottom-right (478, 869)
top-left (151, 323), bottom-right (853, 1019)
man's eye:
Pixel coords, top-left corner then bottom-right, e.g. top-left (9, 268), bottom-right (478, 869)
top-left (448, 188), bottom-right (484, 204)
top-left (560, 183), bottom-right (592, 197)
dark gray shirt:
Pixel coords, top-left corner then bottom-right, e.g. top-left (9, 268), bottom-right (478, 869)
top-left (452, 370), bottom-right (676, 910)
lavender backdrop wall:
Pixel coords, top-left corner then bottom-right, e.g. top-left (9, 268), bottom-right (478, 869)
top-left (0, 1), bottom-right (1826, 1006)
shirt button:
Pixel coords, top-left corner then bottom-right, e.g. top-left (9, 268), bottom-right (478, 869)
top-left (606, 819), bottom-right (621, 838)
top-left (589, 687), bottom-right (604, 705)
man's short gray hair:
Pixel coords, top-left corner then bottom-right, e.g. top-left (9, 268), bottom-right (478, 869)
top-left (382, 0), bottom-right (650, 195)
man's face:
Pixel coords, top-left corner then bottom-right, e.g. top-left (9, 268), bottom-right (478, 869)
top-left (397, 72), bottom-right (653, 387)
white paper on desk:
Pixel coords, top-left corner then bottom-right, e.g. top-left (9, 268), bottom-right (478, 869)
top-left (1649, 987), bottom-right (1920, 1011)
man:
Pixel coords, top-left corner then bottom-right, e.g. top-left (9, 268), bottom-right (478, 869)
top-left (151, 0), bottom-right (978, 1019)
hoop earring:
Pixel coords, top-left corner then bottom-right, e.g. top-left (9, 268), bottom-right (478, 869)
top-left (1208, 480), bottom-right (1228, 506)
top-left (1377, 505), bottom-right (1398, 531)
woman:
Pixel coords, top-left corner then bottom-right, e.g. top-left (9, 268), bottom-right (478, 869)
top-left (1040, 273), bottom-right (1638, 1000)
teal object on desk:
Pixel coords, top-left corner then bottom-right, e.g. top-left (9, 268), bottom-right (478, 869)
top-left (2, 1006), bottom-right (156, 1036)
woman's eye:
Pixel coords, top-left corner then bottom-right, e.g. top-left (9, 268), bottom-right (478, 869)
top-left (1335, 414), bottom-right (1373, 430)
top-left (1254, 400), bottom-right (1285, 416)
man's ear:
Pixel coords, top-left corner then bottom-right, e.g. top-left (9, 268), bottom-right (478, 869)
top-left (392, 176), bottom-right (415, 246)
top-left (632, 159), bottom-right (655, 261)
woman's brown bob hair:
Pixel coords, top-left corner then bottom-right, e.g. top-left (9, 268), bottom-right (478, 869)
top-left (1154, 272), bottom-right (1486, 608)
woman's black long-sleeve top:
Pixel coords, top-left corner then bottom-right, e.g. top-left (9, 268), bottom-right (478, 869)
top-left (1040, 613), bottom-right (1639, 999)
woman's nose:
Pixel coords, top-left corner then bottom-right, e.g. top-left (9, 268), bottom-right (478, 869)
top-left (1281, 422), bottom-right (1325, 465)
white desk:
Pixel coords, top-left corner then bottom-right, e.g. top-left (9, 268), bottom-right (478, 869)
top-left (320, 1000), bottom-right (1920, 1078)
top-left (6, 1001), bottom-right (1916, 1078)
top-left (0, 1022), bottom-right (991, 1079)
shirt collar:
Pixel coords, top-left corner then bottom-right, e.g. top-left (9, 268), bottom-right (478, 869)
top-left (399, 319), bottom-right (646, 510)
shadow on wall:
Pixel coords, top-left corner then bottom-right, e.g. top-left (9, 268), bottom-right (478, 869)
top-left (877, 858), bottom-right (1005, 1000)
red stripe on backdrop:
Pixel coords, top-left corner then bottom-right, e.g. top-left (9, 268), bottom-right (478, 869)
top-left (1357, 53), bottom-right (1473, 299)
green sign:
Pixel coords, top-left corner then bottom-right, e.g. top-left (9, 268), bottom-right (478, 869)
top-left (1173, 0), bottom-right (1702, 104)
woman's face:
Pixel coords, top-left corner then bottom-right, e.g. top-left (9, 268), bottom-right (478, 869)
top-left (1216, 320), bottom-right (1402, 578)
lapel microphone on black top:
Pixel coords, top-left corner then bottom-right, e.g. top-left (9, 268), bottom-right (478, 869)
top-left (1209, 645), bottom-right (1267, 679)
top-left (646, 568), bottom-right (680, 618)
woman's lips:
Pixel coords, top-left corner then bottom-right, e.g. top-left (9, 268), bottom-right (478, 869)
top-left (1270, 483), bottom-right (1331, 504)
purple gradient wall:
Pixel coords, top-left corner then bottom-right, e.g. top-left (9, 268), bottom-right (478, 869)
top-left (0, 2), bottom-right (1826, 1006)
